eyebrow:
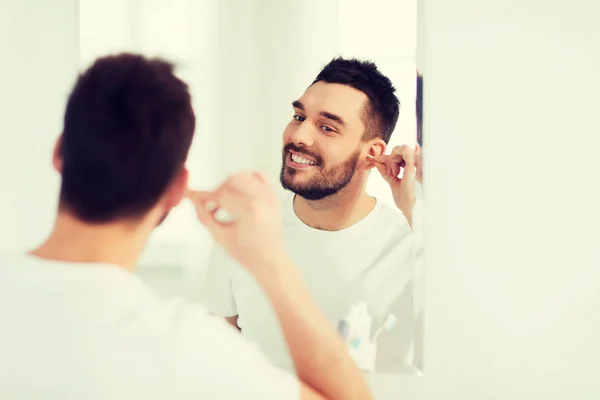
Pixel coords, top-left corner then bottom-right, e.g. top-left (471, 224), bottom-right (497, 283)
top-left (292, 100), bottom-right (346, 126)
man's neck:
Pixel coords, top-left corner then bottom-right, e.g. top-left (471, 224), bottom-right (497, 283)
top-left (293, 182), bottom-right (376, 231)
top-left (30, 213), bottom-right (150, 270)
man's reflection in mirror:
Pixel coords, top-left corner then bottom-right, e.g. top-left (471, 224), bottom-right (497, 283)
top-left (203, 58), bottom-right (424, 373)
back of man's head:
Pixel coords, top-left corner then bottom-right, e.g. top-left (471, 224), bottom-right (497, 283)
top-left (58, 53), bottom-right (195, 223)
top-left (312, 57), bottom-right (400, 144)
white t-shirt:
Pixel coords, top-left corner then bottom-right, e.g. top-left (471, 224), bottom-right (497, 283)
top-left (203, 193), bottom-right (422, 373)
top-left (0, 253), bottom-right (299, 399)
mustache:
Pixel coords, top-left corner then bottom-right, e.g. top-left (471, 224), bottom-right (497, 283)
top-left (283, 143), bottom-right (322, 164)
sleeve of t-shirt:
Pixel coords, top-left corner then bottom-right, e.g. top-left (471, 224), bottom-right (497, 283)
top-left (169, 302), bottom-right (300, 400)
top-left (201, 244), bottom-right (239, 317)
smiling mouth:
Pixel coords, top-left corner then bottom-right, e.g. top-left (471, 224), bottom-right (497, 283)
top-left (289, 151), bottom-right (318, 166)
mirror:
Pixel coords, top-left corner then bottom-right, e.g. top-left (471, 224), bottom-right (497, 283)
top-left (78, 0), bottom-right (423, 379)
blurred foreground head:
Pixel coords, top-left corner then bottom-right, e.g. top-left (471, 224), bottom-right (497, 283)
top-left (55, 53), bottom-right (195, 226)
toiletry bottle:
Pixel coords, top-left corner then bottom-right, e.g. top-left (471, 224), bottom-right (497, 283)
top-left (351, 302), bottom-right (372, 347)
top-left (345, 302), bottom-right (375, 370)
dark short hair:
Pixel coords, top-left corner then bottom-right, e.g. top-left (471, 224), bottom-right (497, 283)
top-left (416, 73), bottom-right (423, 146)
top-left (59, 53), bottom-right (195, 223)
top-left (312, 57), bottom-right (400, 144)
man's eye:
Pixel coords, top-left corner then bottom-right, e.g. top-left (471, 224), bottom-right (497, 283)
top-left (293, 115), bottom-right (305, 122)
top-left (321, 126), bottom-right (334, 132)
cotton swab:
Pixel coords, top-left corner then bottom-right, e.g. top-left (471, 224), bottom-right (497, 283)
top-left (186, 190), bottom-right (236, 223)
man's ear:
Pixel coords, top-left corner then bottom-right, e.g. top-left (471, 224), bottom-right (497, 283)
top-left (362, 139), bottom-right (386, 170)
top-left (164, 167), bottom-right (189, 209)
top-left (52, 135), bottom-right (63, 174)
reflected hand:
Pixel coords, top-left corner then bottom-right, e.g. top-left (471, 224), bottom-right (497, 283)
top-left (186, 172), bottom-right (287, 274)
top-left (371, 144), bottom-right (417, 226)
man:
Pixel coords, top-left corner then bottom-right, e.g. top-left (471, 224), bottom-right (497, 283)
top-left (204, 58), bottom-right (423, 372)
top-left (0, 54), bottom-right (372, 400)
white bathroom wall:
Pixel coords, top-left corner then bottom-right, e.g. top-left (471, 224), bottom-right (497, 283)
top-left (422, 0), bottom-right (600, 397)
top-left (0, 0), bottom-right (79, 253)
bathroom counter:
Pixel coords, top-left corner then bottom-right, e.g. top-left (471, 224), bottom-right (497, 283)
top-left (365, 373), bottom-right (475, 399)
top-left (366, 373), bottom-right (425, 399)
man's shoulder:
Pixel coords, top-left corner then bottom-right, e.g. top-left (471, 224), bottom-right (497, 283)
top-left (113, 294), bottom-right (217, 347)
top-left (150, 298), bottom-right (301, 398)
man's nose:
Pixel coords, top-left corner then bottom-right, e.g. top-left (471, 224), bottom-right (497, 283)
top-left (289, 120), bottom-right (315, 147)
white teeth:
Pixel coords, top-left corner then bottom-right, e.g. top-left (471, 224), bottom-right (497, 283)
top-left (291, 153), bottom-right (317, 165)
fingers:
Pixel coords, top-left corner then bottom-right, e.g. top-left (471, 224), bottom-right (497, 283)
top-left (372, 154), bottom-right (405, 173)
top-left (186, 190), bottom-right (213, 212)
top-left (186, 189), bottom-right (210, 203)
top-left (251, 171), bottom-right (269, 185)
top-left (374, 161), bottom-right (389, 181)
top-left (373, 156), bottom-right (401, 185)
top-left (187, 190), bottom-right (227, 239)
top-left (373, 145), bottom-right (413, 167)
top-left (194, 194), bottom-right (223, 232)
top-left (372, 154), bottom-right (391, 164)
top-left (187, 172), bottom-right (272, 227)
top-left (374, 154), bottom-right (405, 168)
top-left (391, 145), bottom-right (415, 168)
top-left (372, 145), bottom-right (415, 180)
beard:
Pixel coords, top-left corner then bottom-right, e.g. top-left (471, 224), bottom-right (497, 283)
top-left (279, 143), bottom-right (361, 201)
